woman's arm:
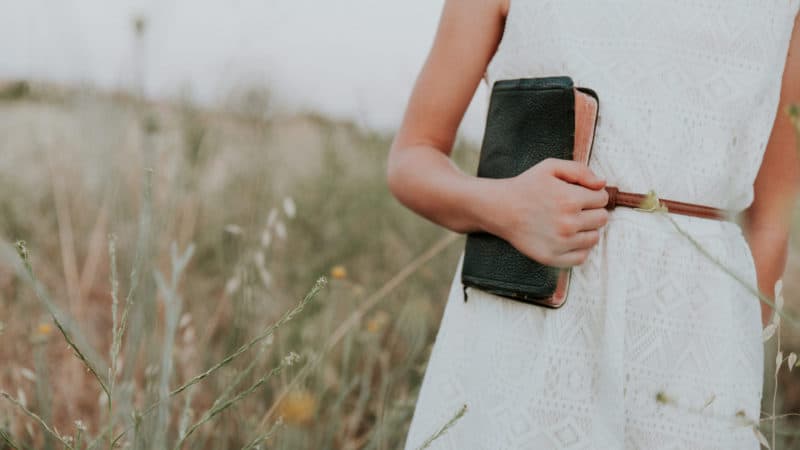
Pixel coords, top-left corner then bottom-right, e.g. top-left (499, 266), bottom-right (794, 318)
top-left (386, 0), bottom-right (510, 235)
top-left (742, 12), bottom-right (800, 327)
top-left (386, 0), bottom-right (610, 268)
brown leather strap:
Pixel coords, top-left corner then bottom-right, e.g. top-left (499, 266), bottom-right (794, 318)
top-left (604, 186), bottom-right (732, 221)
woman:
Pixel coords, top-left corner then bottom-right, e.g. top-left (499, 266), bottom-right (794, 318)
top-left (387, 0), bottom-right (800, 448)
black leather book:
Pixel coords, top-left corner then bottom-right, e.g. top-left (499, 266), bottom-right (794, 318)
top-left (461, 75), bottom-right (599, 308)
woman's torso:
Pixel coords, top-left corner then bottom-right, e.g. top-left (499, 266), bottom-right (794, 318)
top-left (482, 0), bottom-right (800, 215)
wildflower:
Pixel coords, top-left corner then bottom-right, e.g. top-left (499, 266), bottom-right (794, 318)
top-left (15, 240), bottom-right (28, 264)
top-left (753, 427), bottom-right (770, 448)
top-left (732, 409), bottom-right (755, 427)
top-left (179, 313), bottom-right (192, 329)
top-left (366, 310), bottom-right (390, 334)
top-left (330, 265), bottom-right (347, 280)
top-left (282, 196), bottom-right (296, 218)
top-left (266, 208), bottom-right (279, 228)
top-left (261, 230), bottom-right (272, 248)
top-left (635, 190), bottom-right (668, 213)
top-left (224, 224), bottom-right (243, 235)
top-left (17, 388), bottom-right (26, 408)
top-left (225, 275), bottom-right (241, 295)
top-left (762, 323), bottom-right (777, 342)
top-left (275, 221), bottom-right (287, 240)
top-left (702, 393), bottom-right (716, 410)
top-left (277, 388), bottom-right (317, 425)
top-left (283, 351), bottom-right (301, 366)
top-left (182, 326), bottom-right (196, 345)
top-left (36, 322), bottom-right (53, 337)
top-left (18, 368), bottom-right (36, 382)
top-left (655, 390), bottom-right (674, 405)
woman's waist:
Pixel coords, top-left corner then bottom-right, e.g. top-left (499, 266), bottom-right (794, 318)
top-left (604, 204), bottom-right (745, 240)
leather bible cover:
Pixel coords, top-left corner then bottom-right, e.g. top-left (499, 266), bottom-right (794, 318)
top-left (461, 75), bottom-right (599, 308)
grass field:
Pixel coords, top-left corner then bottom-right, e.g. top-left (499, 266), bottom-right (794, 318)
top-left (0, 80), bottom-right (798, 449)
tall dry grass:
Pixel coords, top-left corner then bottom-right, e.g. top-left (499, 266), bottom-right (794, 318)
top-left (0, 78), bottom-right (478, 449)
top-left (0, 77), bottom-right (798, 450)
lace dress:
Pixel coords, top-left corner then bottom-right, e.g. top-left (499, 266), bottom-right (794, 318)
top-left (403, 1), bottom-right (800, 449)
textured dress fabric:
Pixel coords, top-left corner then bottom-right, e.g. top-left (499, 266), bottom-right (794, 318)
top-left (403, 1), bottom-right (800, 449)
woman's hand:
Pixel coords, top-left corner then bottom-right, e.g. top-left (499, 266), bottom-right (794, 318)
top-left (480, 158), bottom-right (610, 268)
top-left (386, 0), bottom-right (610, 269)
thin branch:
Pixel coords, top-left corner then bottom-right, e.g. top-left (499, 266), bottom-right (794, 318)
top-left (241, 418), bottom-right (284, 450)
top-left (107, 277), bottom-right (326, 448)
top-left (14, 241), bottom-right (110, 398)
top-left (415, 404), bottom-right (467, 450)
top-left (0, 391), bottom-right (73, 450)
top-left (173, 352), bottom-right (301, 450)
top-left (0, 428), bottom-right (22, 450)
top-left (658, 210), bottom-right (800, 328)
top-left (259, 232), bottom-right (459, 427)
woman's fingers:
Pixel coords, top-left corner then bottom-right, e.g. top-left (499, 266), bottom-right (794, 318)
top-left (563, 181), bottom-right (610, 210)
top-left (576, 207), bottom-right (610, 231)
top-left (553, 248), bottom-right (591, 268)
top-left (554, 208), bottom-right (609, 257)
top-left (548, 159), bottom-right (605, 190)
top-left (561, 229), bottom-right (600, 252)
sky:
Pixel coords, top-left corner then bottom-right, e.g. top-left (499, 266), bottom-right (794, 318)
top-left (0, 0), bottom-right (491, 144)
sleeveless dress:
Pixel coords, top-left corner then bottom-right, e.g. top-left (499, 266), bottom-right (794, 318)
top-left (403, 1), bottom-right (800, 449)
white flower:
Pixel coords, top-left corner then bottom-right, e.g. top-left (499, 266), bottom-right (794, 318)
top-left (261, 230), bottom-right (272, 248)
top-left (275, 221), bottom-right (287, 240)
top-left (254, 251), bottom-right (266, 267)
top-left (753, 426), bottom-right (771, 449)
top-left (17, 388), bottom-right (26, 408)
top-left (179, 313), bottom-right (192, 329)
top-left (774, 279), bottom-right (783, 300)
top-left (283, 196), bottom-right (296, 219)
top-left (19, 368), bottom-right (36, 382)
top-left (224, 224), bottom-right (243, 235)
top-left (182, 326), bottom-right (195, 345)
top-left (762, 323), bottom-right (777, 342)
top-left (225, 275), bottom-right (241, 295)
top-left (266, 207), bottom-right (279, 228)
top-left (283, 351), bottom-right (301, 366)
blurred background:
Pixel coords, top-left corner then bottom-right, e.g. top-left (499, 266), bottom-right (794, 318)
top-left (0, 2), bottom-right (798, 449)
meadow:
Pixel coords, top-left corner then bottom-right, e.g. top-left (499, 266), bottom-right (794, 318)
top-left (0, 79), bottom-right (798, 449)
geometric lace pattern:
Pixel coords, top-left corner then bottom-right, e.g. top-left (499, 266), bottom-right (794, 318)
top-left (404, 1), bottom-right (799, 448)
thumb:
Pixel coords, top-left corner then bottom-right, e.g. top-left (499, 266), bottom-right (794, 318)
top-left (550, 159), bottom-right (606, 189)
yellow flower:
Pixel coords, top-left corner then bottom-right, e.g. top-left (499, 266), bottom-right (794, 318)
top-left (366, 310), bottom-right (390, 334)
top-left (330, 265), bottom-right (347, 280)
top-left (277, 389), bottom-right (317, 425)
top-left (36, 323), bottom-right (53, 337)
top-left (635, 189), bottom-right (669, 213)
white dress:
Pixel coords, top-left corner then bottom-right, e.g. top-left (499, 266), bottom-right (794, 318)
top-left (403, 1), bottom-right (800, 449)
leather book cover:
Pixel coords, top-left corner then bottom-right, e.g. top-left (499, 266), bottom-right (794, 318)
top-left (461, 75), bottom-right (599, 308)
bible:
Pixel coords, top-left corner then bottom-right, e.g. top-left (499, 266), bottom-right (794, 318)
top-left (461, 75), bottom-right (600, 308)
